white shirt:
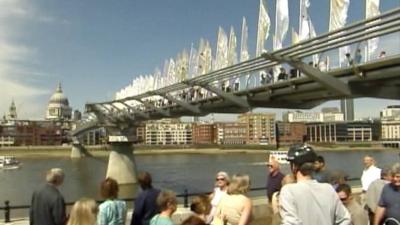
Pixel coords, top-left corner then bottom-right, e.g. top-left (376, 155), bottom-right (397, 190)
top-left (361, 165), bottom-right (381, 191)
top-left (207, 187), bottom-right (227, 224)
top-left (279, 180), bottom-right (351, 225)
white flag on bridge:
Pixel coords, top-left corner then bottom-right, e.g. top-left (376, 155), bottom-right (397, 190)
top-left (274, 0), bottom-right (289, 51)
top-left (366, 0), bottom-right (380, 60)
top-left (256, 0), bottom-right (271, 57)
top-left (329, 0), bottom-right (350, 67)
top-left (241, 17), bottom-right (250, 62)
top-left (215, 27), bottom-right (228, 70)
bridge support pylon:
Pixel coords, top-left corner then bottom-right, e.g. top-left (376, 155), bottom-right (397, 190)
top-left (71, 143), bottom-right (86, 158)
top-left (106, 141), bottom-right (137, 184)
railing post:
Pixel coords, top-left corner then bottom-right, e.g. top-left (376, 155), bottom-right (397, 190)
top-left (183, 189), bottom-right (189, 208)
top-left (4, 200), bottom-right (10, 223)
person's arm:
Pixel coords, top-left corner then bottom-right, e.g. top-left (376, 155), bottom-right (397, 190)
top-left (373, 206), bottom-right (386, 225)
top-left (52, 196), bottom-right (66, 225)
top-left (279, 186), bottom-right (301, 225)
top-left (237, 197), bottom-right (252, 225)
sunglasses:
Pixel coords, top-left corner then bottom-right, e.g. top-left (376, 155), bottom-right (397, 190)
top-left (216, 177), bottom-right (225, 181)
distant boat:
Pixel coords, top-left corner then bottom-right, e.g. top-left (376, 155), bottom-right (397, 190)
top-left (0, 156), bottom-right (21, 170)
top-left (269, 150), bottom-right (289, 164)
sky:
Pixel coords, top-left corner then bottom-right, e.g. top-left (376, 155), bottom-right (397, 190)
top-left (1, 0), bottom-right (400, 121)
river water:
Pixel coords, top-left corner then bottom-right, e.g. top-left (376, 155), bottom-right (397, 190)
top-left (0, 149), bottom-right (399, 217)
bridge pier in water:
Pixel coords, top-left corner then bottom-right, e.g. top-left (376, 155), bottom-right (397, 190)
top-left (106, 142), bottom-right (137, 184)
top-left (71, 143), bottom-right (85, 158)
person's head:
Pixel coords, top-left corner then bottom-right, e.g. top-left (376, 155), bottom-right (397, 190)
top-left (329, 171), bottom-right (347, 188)
top-left (381, 166), bottom-right (393, 181)
top-left (46, 168), bottom-right (65, 186)
top-left (181, 215), bottom-right (207, 225)
top-left (227, 174), bottom-right (250, 195)
top-left (336, 183), bottom-right (352, 206)
top-left (100, 177), bottom-right (119, 199)
top-left (363, 155), bottom-right (375, 168)
top-left (345, 53), bottom-right (351, 58)
top-left (391, 163), bottom-right (400, 189)
top-left (67, 198), bottom-right (98, 225)
top-left (138, 171), bottom-right (153, 190)
top-left (267, 159), bottom-right (280, 175)
top-left (380, 51), bottom-right (386, 56)
top-left (280, 67), bottom-right (285, 72)
top-left (314, 155), bottom-right (326, 172)
top-left (356, 48), bottom-right (361, 53)
top-left (287, 144), bottom-right (317, 177)
top-left (215, 171), bottom-right (230, 189)
top-left (157, 190), bottom-right (177, 214)
top-left (190, 195), bottom-right (211, 216)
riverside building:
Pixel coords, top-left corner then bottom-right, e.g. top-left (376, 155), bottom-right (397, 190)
top-left (380, 105), bottom-right (400, 147)
top-left (145, 119), bottom-right (192, 145)
top-left (214, 122), bottom-right (247, 145)
top-left (306, 121), bottom-right (380, 143)
top-left (238, 112), bottom-right (276, 145)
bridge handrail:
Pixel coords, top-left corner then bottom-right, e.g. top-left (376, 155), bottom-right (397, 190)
top-left (275, 7), bottom-right (400, 56)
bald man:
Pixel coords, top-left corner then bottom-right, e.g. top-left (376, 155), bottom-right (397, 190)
top-left (266, 159), bottom-right (285, 202)
top-left (361, 155), bottom-right (381, 192)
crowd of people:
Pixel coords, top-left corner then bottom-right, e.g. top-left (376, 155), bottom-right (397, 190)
top-left (28, 145), bottom-right (400, 225)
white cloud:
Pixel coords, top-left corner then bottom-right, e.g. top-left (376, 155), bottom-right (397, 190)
top-left (0, 0), bottom-right (55, 119)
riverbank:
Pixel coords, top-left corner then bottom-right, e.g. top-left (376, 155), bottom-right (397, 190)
top-left (0, 144), bottom-right (395, 158)
top-left (0, 146), bottom-right (270, 158)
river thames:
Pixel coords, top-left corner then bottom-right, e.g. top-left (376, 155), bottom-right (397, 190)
top-left (0, 149), bottom-right (399, 213)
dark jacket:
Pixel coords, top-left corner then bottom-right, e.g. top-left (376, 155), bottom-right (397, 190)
top-left (29, 183), bottom-right (66, 225)
top-left (131, 188), bottom-right (160, 225)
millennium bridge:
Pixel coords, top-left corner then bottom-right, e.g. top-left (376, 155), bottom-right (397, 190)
top-left (71, 8), bottom-right (400, 184)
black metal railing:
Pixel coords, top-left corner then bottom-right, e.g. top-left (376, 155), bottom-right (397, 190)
top-left (0, 179), bottom-right (362, 223)
top-left (0, 186), bottom-right (269, 223)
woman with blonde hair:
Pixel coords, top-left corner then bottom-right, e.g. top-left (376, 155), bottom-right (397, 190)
top-left (212, 174), bottom-right (252, 225)
top-left (150, 190), bottom-right (178, 225)
top-left (190, 195), bottom-right (211, 221)
top-left (67, 198), bottom-right (98, 225)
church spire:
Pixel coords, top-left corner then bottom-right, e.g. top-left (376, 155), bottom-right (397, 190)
top-left (56, 82), bottom-right (63, 93)
top-left (8, 99), bottom-right (17, 119)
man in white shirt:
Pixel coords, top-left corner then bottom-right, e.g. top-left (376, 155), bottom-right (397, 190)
top-left (361, 155), bottom-right (381, 192)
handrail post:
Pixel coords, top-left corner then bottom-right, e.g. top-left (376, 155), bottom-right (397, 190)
top-left (183, 189), bottom-right (189, 208)
top-left (4, 200), bottom-right (10, 223)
